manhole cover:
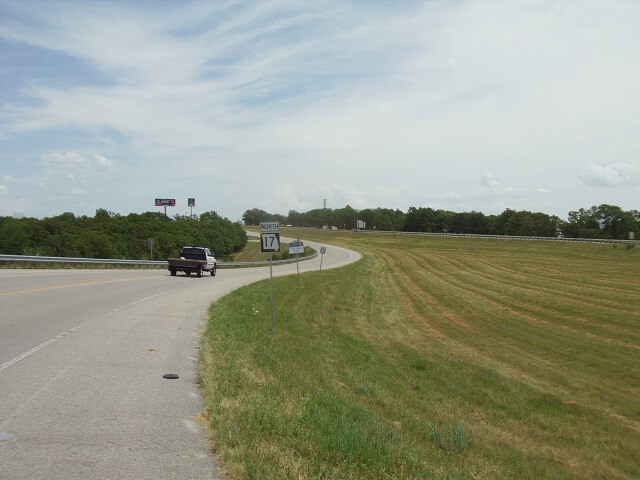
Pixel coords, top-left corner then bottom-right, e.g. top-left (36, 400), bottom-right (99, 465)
top-left (163, 373), bottom-right (179, 379)
top-left (0, 433), bottom-right (16, 444)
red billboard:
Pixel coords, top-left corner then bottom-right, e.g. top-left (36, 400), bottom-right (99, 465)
top-left (155, 198), bottom-right (176, 207)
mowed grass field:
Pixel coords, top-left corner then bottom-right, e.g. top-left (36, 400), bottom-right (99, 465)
top-left (199, 230), bottom-right (640, 479)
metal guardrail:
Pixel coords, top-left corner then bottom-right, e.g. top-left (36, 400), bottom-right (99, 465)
top-left (351, 230), bottom-right (639, 245)
top-left (0, 254), bottom-right (166, 268)
top-left (0, 252), bottom-right (319, 269)
top-left (253, 226), bottom-right (638, 245)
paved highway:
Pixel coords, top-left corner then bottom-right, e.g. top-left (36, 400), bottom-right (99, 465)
top-left (0, 238), bottom-right (360, 479)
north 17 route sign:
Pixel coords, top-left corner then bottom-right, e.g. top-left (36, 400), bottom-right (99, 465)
top-left (260, 233), bottom-right (280, 252)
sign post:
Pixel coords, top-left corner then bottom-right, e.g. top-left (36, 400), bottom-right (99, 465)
top-left (288, 240), bottom-right (304, 286)
top-left (148, 238), bottom-right (154, 260)
top-left (260, 222), bottom-right (280, 333)
top-left (319, 246), bottom-right (326, 271)
top-left (188, 198), bottom-right (195, 219)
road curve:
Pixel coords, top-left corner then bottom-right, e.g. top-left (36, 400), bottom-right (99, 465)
top-left (0, 238), bottom-right (360, 480)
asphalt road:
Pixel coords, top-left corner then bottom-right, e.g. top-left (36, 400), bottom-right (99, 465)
top-left (0, 238), bottom-right (360, 479)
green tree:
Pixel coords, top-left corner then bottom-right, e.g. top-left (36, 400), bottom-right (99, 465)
top-left (331, 205), bottom-right (358, 230)
top-left (564, 208), bottom-right (601, 238)
top-left (0, 218), bottom-right (28, 254)
top-left (242, 208), bottom-right (270, 225)
top-left (592, 204), bottom-right (637, 239)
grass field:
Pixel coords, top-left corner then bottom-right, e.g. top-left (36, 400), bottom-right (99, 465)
top-left (199, 230), bottom-right (640, 479)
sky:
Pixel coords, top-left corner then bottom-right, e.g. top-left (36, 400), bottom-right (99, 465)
top-left (0, 0), bottom-right (639, 222)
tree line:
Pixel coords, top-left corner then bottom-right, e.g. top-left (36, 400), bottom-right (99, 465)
top-left (243, 204), bottom-right (639, 240)
top-left (0, 209), bottom-right (247, 259)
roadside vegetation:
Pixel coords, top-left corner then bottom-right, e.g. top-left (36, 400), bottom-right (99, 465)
top-left (243, 203), bottom-right (639, 240)
top-left (199, 229), bottom-right (640, 479)
top-left (0, 209), bottom-right (246, 260)
top-left (223, 236), bottom-right (314, 263)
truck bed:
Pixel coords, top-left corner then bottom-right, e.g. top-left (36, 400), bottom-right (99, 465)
top-left (167, 258), bottom-right (206, 268)
top-left (167, 257), bottom-right (207, 276)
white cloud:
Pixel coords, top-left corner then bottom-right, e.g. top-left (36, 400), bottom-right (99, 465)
top-left (263, 183), bottom-right (368, 215)
top-left (481, 174), bottom-right (500, 189)
top-left (0, 185), bottom-right (7, 195)
top-left (40, 151), bottom-right (118, 174)
top-left (93, 154), bottom-right (118, 172)
top-left (312, 184), bottom-right (368, 211)
top-left (41, 151), bottom-right (87, 169)
top-left (579, 162), bottom-right (640, 187)
top-left (265, 184), bottom-right (313, 214)
top-left (423, 174), bottom-right (553, 214)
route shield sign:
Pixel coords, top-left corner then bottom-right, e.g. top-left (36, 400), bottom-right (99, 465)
top-left (261, 233), bottom-right (280, 252)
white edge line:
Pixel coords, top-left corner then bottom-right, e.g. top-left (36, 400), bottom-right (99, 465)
top-left (0, 291), bottom-right (171, 373)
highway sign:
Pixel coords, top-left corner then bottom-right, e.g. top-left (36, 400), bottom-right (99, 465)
top-left (261, 233), bottom-right (280, 252)
top-left (319, 246), bottom-right (326, 271)
top-left (260, 222), bottom-right (280, 232)
top-left (289, 241), bottom-right (304, 255)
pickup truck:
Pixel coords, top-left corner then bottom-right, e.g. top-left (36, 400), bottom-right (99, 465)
top-left (168, 246), bottom-right (217, 277)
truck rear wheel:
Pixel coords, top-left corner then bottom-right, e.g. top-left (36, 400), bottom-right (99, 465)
top-left (196, 266), bottom-right (202, 278)
top-left (210, 264), bottom-right (217, 276)
top-left (170, 267), bottom-right (177, 276)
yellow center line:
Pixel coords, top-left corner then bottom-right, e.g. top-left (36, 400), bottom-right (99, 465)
top-left (0, 275), bottom-right (165, 295)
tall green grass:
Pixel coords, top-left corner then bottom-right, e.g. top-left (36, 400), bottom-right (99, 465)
top-left (199, 232), bottom-right (640, 479)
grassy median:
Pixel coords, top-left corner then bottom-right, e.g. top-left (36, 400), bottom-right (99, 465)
top-left (199, 231), bottom-right (640, 479)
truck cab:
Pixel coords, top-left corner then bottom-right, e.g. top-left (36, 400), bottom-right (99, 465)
top-left (180, 246), bottom-right (216, 269)
top-left (168, 246), bottom-right (217, 277)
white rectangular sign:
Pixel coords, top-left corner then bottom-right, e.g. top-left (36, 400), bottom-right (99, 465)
top-left (289, 241), bottom-right (304, 254)
top-left (260, 222), bottom-right (280, 232)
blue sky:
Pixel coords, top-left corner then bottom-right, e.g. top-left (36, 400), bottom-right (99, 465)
top-left (1, 0), bottom-right (639, 221)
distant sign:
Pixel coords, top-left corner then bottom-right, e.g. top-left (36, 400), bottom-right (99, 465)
top-left (320, 246), bottom-right (327, 254)
top-left (261, 233), bottom-right (280, 252)
top-left (155, 198), bottom-right (176, 207)
top-left (260, 222), bottom-right (280, 232)
top-left (188, 198), bottom-right (195, 207)
top-left (289, 241), bottom-right (304, 255)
